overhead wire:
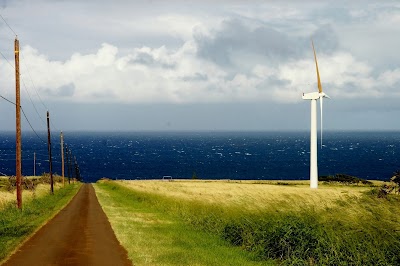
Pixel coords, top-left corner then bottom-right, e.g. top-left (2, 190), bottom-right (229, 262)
top-left (21, 107), bottom-right (46, 143)
top-left (20, 52), bottom-right (49, 113)
top-left (21, 78), bottom-right (47, 126)
top-left (0, 94), bottom-right (46, 143)
top-left (0, 50), bottom-right (15, 69)
top-left (0, 13), bottom-right (80, 176)
top-left (0, 22), bottom-right (51, 141)
top-left (0, 13), bottom-right (17, 37)
top-left (1, 11), bottom-right (56, 131)
top-left (0, 95), bottom-right (15, 105)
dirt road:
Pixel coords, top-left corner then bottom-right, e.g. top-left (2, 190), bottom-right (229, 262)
top-left (2, 184), bottom-right (132, 266)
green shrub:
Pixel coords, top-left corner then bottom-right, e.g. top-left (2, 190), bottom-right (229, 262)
top-left (222, 222), bottom-right (244, 246)
top-left (320, 174), bottom-right (372, 185)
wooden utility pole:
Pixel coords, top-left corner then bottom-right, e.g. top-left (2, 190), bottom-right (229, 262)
top-left (74, 156), bottom-right (78, 181)
top-left (15, 37), bottom-right (22, 209)
top-left (69, 150), bottom-right (73, 183)
top-left (33, 152), bottom-right (36, 176)
top-left (65, 145), bottom-right (70, 184)
top-left (47, 111), bottom-right (53, 194)
top-left (60, 131), bottom-right (64, 187)
top-left (74, 156), bottom-right (78, 180)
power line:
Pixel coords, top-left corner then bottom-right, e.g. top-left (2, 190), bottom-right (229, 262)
top-left (20, 52), bottom-right (48, 111)
top-left (21, 77), bottom-right (47, 126)
top-left (17, 43), bottom-right (58, 131)
top-left (0, 94), bottom-right (46, 143)
top-left (0, 40), bottom-right (55, 131)
top-left (0, 95), bottom-right (15, 105)
top-left (0, 13), bottom-right (52, 130)
top-left (0, 14), bottom-right (61, 138)
top-left (0, 50), bottom-right (15, 69)
top-left (0, 13), bottom-right (17, 36)
top-left (21, 107), bottom-right (46, 143)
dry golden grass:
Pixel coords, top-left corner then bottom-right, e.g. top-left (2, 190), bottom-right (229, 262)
top-left (0, 177), bottom-right (64, 210)
top-left (116, 179), bottom-right (379, 212)
top-left (0, 191), bottom-right (15, 208)
top-left (98, 179), bottom-right (399, 265)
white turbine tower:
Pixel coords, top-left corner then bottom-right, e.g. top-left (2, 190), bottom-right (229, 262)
top-left (302, 41), bottom-right (330, 189)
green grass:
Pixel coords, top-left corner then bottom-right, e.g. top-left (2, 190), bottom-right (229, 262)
top-left (97, 180), bottom-right (400, 265)
top-left (94, 181), bottom-right (272, 266)
top-left (0, 182), bottom-right (81, 263)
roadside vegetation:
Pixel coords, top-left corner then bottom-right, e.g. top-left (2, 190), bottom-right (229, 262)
top-left (0, 175), bottom-right (81, 262)
top-left (0, 175), bottom-right (71, 209)
top-left (96, 179), bottom-right (400, 265)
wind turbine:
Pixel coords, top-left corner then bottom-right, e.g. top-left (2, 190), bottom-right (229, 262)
top-left (302, 41), bottom-right (330, 189)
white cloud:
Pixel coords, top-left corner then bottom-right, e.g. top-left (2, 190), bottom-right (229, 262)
top-left (7, 35), bottom-right (398, 105)
top-left (1, 1), bottom-right (399, 106)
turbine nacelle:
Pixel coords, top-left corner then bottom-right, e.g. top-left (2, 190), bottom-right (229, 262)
top-left (302, 92), bottom-right (330, 100)
top-left (302, 92), bottom-right (320, 100)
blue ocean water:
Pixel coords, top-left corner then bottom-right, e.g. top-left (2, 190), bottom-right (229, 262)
top-left (0, 131), bottom-right (399, 183)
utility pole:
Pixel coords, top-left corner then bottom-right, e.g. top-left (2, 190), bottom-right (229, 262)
top-left (74, 156), bottom-right (77, 181)
top-left (47, 111), bottom-right (53, 194)
top-left (33, 152), bottom-right (36, 176)
top-left (15, 37), bottom-right (22, 209)
top-left (65, 145), bottom-right (70, 184)
top-left (69, 149), bottom-right (73, 183)
top-left (60, 131), bottom-right (64, 187)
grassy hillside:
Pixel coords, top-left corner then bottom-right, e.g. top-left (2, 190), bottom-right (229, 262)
top-left (96, 179), bottom-right (399, 265)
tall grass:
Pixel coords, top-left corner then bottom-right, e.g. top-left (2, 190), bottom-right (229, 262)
top-left (110, 180), bottom-right (400, 265)
top-left (0, 183), bottom-right (81, 263)
top-left (94, 181), bottom-right (272, 265)
top-left (0, 183), bottom-right (65, 210)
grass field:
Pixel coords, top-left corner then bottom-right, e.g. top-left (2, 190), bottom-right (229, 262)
top-left (96, 179), bottom-right (400, 265)
top-left (94, 181), bottom-right (271, 265)
top-left (118, 179), bottom-right (378, 211)
top-left (0, 182), bottom-right (81, 263)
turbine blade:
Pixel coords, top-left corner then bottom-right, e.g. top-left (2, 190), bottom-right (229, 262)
top-left (320, 96), bottom-right (323, 148)
top-left (312, 41), bottom-right (323, 93)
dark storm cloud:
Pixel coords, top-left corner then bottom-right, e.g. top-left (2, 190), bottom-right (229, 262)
top-left (131, 52), bottom-right (156, 65)
top-left (130, 52), bottom-right (176, 69)
top-left (310, 24), bottom-right (339, 53)
top-left (195, 18), bottom-right (295, 66)
top-left (194, 18), bottom-right (340, 67)
top-left (182, 73), bottom-right (208, 82)
top-left (44, 83), bottom-right (75, 97)
top-left (0, 0), bottom-right (12, 8)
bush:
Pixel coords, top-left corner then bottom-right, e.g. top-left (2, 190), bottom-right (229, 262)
top-left (391, 171), bottom-right (400, 194)
top-left (320, 174), bottom-right (372, 185)
top-left (222, 222), bottom-right (244, 246)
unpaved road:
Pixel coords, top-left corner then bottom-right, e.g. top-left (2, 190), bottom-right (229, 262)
top-left (2, 184), bottom-right (132, 266)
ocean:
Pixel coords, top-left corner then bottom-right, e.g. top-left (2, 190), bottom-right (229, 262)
top-left (0, 131), bottom-right (399, 183)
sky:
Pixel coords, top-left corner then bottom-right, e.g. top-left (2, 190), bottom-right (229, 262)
top-left (0, 0), bottom-right (400, 131)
